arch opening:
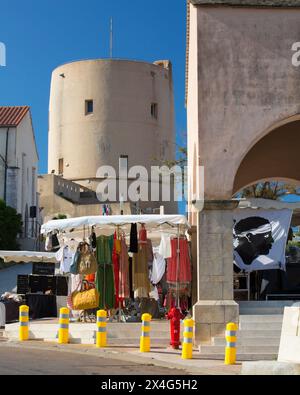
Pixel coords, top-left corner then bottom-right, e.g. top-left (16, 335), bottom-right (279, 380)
top-left (233, 120), bottom-right (300, 196)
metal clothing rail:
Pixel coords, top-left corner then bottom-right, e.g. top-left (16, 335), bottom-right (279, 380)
top-left (41, 214), bottom-right (190, 235)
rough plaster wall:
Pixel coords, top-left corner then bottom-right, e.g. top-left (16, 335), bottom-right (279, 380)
top-left (195, 7), bottom-right (300, 198)
top-left (233, 120), bottom-right (300, 192)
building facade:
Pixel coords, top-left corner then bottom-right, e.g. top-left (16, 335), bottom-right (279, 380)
top-left (0, 106), bottom-right (39, 249)
top-left (187, 0), bottom-right (300, 344)
top-left (44, 58), bottom-right (177, 217)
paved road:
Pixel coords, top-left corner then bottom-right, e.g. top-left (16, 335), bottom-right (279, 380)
top-left (0, 344), bottom-right (188, 375)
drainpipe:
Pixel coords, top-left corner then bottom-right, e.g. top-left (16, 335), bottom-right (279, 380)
top-left (3, 127), bottom-right (9, 203)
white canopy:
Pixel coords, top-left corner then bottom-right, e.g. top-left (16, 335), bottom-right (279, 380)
top-left (41, 214), bottom-right (190, 235)
top-left (0, 251), bottom-right (58, 264)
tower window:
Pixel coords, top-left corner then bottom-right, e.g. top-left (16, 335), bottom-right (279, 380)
top-left (85, 100), bottom-right (94, 115)
top-left (58, 158), bottom-right (64, 175)
top-left (151, 103), bottom-right (158, 119)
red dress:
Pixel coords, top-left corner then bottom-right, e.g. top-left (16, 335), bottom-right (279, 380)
top-left (166, 238), bottom-right (191, 284)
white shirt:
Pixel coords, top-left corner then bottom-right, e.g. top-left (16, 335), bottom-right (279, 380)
top-left (158, 233), bottom-right (172, 259)
top-left (56, 247), bottom-right (75, 274)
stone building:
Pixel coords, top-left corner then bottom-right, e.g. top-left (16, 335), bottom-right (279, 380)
top-left (186, 0), bottom-right (300, 344)
top-left (0, 106), bottom-right (39, 249)
top-left (40, 58), bottom-right (177, 220)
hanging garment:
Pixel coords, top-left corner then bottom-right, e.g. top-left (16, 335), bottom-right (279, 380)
top-left (165, 291), bottom-right (190, 313)
top-left (112, 232), bottom-right (120, 308)
top-left (51, 233), bottom-right (60, 251)
top-left (67, 273), bottom-right (83, 312)
top-left (139, 224), bottom-right (147, 242)
top-left (85, 273), bottom-right (95, 283)
top-left (114, 230), bottom-right (121, 255)
top-left (45, 235), bottom-right (52, 251)
top-left (119, 235), bottom-right (130, 300)
top-left (151, 248), bottom-right (166, 285)
top-left (56, 246), bottom-right (75, 274)
top-left (132, 243), bottom-right (151, 298)
top-left (90, 231), bottom-right (97, 250)
top-left (159, 233), bottom-right (172, 259)
top-left (128, 257), bottom-right (134, 299)
top-left (95, 235), bottom-right (115, 310)
top-left (129, 224), bottom-right (138, 253)
top-left (166, 238), bottom-right (192, 286)
top-left (146, 239), bottom-right (154, 264)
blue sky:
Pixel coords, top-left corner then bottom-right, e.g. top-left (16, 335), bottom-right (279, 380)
top-left (0, 0), bottom-right (187, 174)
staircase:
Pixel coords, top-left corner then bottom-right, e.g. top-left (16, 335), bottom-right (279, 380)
top-left (199, 301), bottom-right (296, 361)
top-left (0, 329), bottom-right (7, 342)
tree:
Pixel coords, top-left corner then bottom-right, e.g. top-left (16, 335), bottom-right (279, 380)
top-left (52, 214), bottom-right (67, 220)
top-left (237, 181), bottom-right (300, 201)
top-left (160, 142), bottom-right (300, 202)
top-left (0, 199), bottom-right (22, 250)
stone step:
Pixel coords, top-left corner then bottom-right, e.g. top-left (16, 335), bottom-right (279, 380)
top-left (240, 308), bottom-right (285, 315)
top-left (213, 337), bottom-right (280, 346)
top-left (239, 315), bottom-right (283, 323)
top-left (198, 353), bottom-right (277, 361)
top-left (239, 322), bottom-right (283, 331)
top-left (199, 345), bottom-right (279, 354)
top-left (233, 329), bottom-right (282, 338)
top-left (238, 301), bottom-right (296, 308)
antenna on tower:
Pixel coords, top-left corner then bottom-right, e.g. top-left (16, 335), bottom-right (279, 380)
top-left (110, 17), bottom-right (113, 58)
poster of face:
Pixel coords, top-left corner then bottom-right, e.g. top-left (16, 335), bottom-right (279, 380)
top-left (233, 209), bottom-right (292, 272)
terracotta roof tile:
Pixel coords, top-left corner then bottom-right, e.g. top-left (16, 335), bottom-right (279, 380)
top-left (0, 106), bottom-right (30, 127)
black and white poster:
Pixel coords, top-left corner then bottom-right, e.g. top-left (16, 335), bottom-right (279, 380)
top-left (233, 209), bottom-right (292, 272)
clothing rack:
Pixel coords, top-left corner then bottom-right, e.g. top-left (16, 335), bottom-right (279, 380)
top-left (42, 215), bottom-right (190, 318)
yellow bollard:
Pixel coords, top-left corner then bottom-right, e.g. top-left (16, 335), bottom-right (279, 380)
top-left (182, 318), bottom-right (194, 359)
top-left (225, 323), bottom-right (238, 365)
top-left (96, 310), bottom-right (107, 348)
top-left (58, 307), bottom-right (70, 344)
top-left (19, 305), bottom-right (29, 341)
top-left (140, 313), bottom-right (152, 353)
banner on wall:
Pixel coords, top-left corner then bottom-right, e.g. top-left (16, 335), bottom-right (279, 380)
top-left (233, 209), bottom-right (293, 272)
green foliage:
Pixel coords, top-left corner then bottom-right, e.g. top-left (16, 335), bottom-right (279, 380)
top-left (0, 199), bottom-right (22, 250)
top-left (287, 240), bottom-right (300, 249)
top-left (52, 214), bottom-right (67, 220)
top-left (237, 182), bottom-right (300, 201)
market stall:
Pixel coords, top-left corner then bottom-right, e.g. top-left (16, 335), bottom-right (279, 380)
top-left (41, 214), bottom-right (191, 323)
top-left (0, 251), bottom-right (57, 263)
top-left (0, 251), bottom-right (64, 325)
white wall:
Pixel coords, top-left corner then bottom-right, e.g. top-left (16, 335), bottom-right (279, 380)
top-left (0, 112), bottom-right (39, 241)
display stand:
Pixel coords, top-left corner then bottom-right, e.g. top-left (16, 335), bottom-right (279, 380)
top-left (41, 214), bottom-right (190, 322)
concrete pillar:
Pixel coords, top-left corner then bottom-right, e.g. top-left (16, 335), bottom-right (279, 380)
top-left (189, 225), bottom-right (198, 307)
top-left (193, 200), bottom-right (239, 345)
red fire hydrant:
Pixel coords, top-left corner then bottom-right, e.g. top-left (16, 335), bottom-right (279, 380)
top-left (167, 307), bottom-right (184, 349)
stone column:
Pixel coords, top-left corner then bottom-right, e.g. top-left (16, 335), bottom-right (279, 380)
top-left (193, 200), bottom-right (239, 345)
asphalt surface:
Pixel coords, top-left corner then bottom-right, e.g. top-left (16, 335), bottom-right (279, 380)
top-left (0, 344), bottom-right (188, 375)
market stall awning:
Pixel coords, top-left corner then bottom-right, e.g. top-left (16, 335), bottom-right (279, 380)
top-left (41, 214), bottom-right (190, 234)
top-left (0, 251), bottom-right (58, 263)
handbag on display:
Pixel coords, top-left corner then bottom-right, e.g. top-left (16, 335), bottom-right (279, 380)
top-left (72, 288), bottom-right (99, 311)
top-left (77, 243), bottom-right (98, 275)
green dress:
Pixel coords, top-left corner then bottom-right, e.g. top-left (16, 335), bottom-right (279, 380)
top-left (95, 235), bottom-right (115, 309)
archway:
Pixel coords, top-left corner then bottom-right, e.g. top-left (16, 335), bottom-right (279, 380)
top-left (232, 120), bottom-right (300, 302)
top-left (233, 120), bottom-right (300, 195)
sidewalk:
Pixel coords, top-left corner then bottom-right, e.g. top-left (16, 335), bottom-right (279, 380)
top-left (1, 340), bottom-right (242, 375)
